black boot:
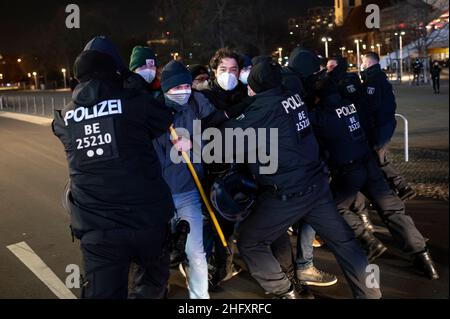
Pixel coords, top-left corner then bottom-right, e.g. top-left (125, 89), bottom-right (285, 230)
top-left (358, 231), bottom-right (387, 262)
top-left (359, 212), bottom-right (375, 233)
top-left (396, 184), bottom-right (417, 202)
top-left (276, 286), bottom-right (301, 299)
top-left (414, 251), bottom-right (439, 280)
top-left (285, 266), bottom-right (315, 299)
top-left (169, 220), bottom-right (190, 268)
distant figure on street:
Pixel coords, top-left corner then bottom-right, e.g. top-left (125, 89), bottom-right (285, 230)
top-left (431, 61), bottom-right (442, 94)
top-left (412, 58), bottom-right (423, 86)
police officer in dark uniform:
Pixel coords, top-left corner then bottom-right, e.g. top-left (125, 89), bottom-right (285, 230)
top-left (222, 59), bottom-right (382, 299)
top-left (361, 52), bottom-right (416, 201)
top-left (309, 73), bottom-right (439, 280)
top-left (52, 45), bottom-right (175, 298)
top-left (327, 57), bottom-right (377, 233)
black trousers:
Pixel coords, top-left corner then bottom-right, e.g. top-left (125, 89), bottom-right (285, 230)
top-left (432, 76), bottom-right (440, 92)
top-left (376, 144), bottom-right (409, 191)
top-left (237, 176), bottom-right (381, 299)
top-left (80, 225), bottom-right (170, 299)
top-left (331, 158), bottom-right (426, 255)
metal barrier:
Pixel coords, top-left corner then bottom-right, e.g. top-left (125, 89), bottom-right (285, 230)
top-left (0, 94), bottom-right (70, 117)
top-left (395, 113), bottom-right (409, 162)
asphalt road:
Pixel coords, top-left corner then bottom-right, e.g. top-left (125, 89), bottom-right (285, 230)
top-left (0, 117), bottom-right (448, 299)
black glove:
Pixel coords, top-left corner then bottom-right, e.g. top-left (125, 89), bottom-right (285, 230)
top-left (169, 220), bottom-right (190, 267)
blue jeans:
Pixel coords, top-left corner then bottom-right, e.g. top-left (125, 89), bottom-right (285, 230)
top-left (172, 190), bottom-right (210, 299)
top-left (296, 223), bottom-right (315, 270)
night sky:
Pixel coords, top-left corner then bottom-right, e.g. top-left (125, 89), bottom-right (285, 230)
top-left (0, 0), bottom-right (332, 54)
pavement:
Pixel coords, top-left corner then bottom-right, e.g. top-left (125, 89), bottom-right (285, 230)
top-left (0, 116), bottom-right (448, 299)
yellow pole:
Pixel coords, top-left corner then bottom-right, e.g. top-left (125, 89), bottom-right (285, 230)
top-left (169, 126), bottom-right (229, 250)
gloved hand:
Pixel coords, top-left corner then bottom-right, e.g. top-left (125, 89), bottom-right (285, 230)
top-left (169, 220), bottom-right (190, 268)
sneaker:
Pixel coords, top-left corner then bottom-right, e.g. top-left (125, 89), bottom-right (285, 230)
top-left (313, 238), bottom-right (323, 248)
top-left (296, 266), bottom-right (338, 287)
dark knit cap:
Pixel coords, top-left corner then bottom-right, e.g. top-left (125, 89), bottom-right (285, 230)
top-left (84, 36), bottom-right (126, 72)
top-left (160, 60), bottom-right (192, 92)
top-left (129, 46), bottom-right (158, 71)
top-left (74, 50), bottom-right (118, 82)
top-left (187, 64), bottom-right (209, 80)
top-left (240, 54), bottom-right (252, 68)
top-left (248, 60), bottom-right (282, 94)
top-left (288, 48), bottom-right (320, 79)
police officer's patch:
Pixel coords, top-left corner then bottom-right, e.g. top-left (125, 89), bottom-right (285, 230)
top-left (367, 87), bottom-right (376, 95)
top-left (70, 118), bottom-right (119, 165)
top-left (346, 84), bottom-right (356, 94)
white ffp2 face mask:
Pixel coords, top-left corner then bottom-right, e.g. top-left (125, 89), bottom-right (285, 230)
top-left (165, 89), bottom-right (192, 105)
top-left (239, 70), bottom-right (251, 85)
top-left (217, 72), bottom-right (238, 91)
top-left (136, 69), bottom-right (156, 83)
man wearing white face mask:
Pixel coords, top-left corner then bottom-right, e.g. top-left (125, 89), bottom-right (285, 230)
top-left (200, 48), bottom-right (250, 114)
top-left (153, 60), bottom-right (230, 299)
top-left (129, 46), bottom-right (164, 103)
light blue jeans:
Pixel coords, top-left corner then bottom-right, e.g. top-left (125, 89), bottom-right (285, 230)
top-left (172, 190), bottom-right (210, 299)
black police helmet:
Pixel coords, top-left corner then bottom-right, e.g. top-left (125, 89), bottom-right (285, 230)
top-left (210, 171), bottom-right (258, 222)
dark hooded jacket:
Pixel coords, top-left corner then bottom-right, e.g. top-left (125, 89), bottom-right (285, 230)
top-left (52, 50), bottom-right (174, 237)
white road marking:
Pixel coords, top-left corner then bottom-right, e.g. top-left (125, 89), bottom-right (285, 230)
top-left (0, 111), bottom-right (53, 126)
top-left (6, 241), bottom-right (77, 299)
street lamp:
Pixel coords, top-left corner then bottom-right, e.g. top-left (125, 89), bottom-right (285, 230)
top-left (376, 43), bottom-right (382, 56)
top-left (17, 58), bottom-right (22, 63)
top-left (321, 37), bottom-right (332, 58)
top-left (354, 39), bottom-right (362, 74)
top-left (395, 31), bottom-right (406, 82)
top-left (278, 48), bottom-right (283, 64)
top-left (32, 72), bottom-right (38, 90)
top-left (61, 68), bottom-right (67, 89)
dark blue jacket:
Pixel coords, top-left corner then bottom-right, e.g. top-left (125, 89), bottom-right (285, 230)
top-left (310, 93), bottom-right (371, 169)
top-left (222, 87), bottom-right (324, 195)
top-left (153, 91), bottom-right (215, 195)
top-left (361, 64), bottom-right (397, 148)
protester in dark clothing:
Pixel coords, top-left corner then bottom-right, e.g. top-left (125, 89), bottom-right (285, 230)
top-left (128, 46), bottom-right (164, 103)
top-left (431, 61), bottom-right (442, 94)
top-left (188, 64), bottom-right (210, 91)
top-left (52, 41), bottom-right (175, 298)
top-left (412, 58), bottom-right (423, 86)
top-left (197, 48), bottom-right (255, 289)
